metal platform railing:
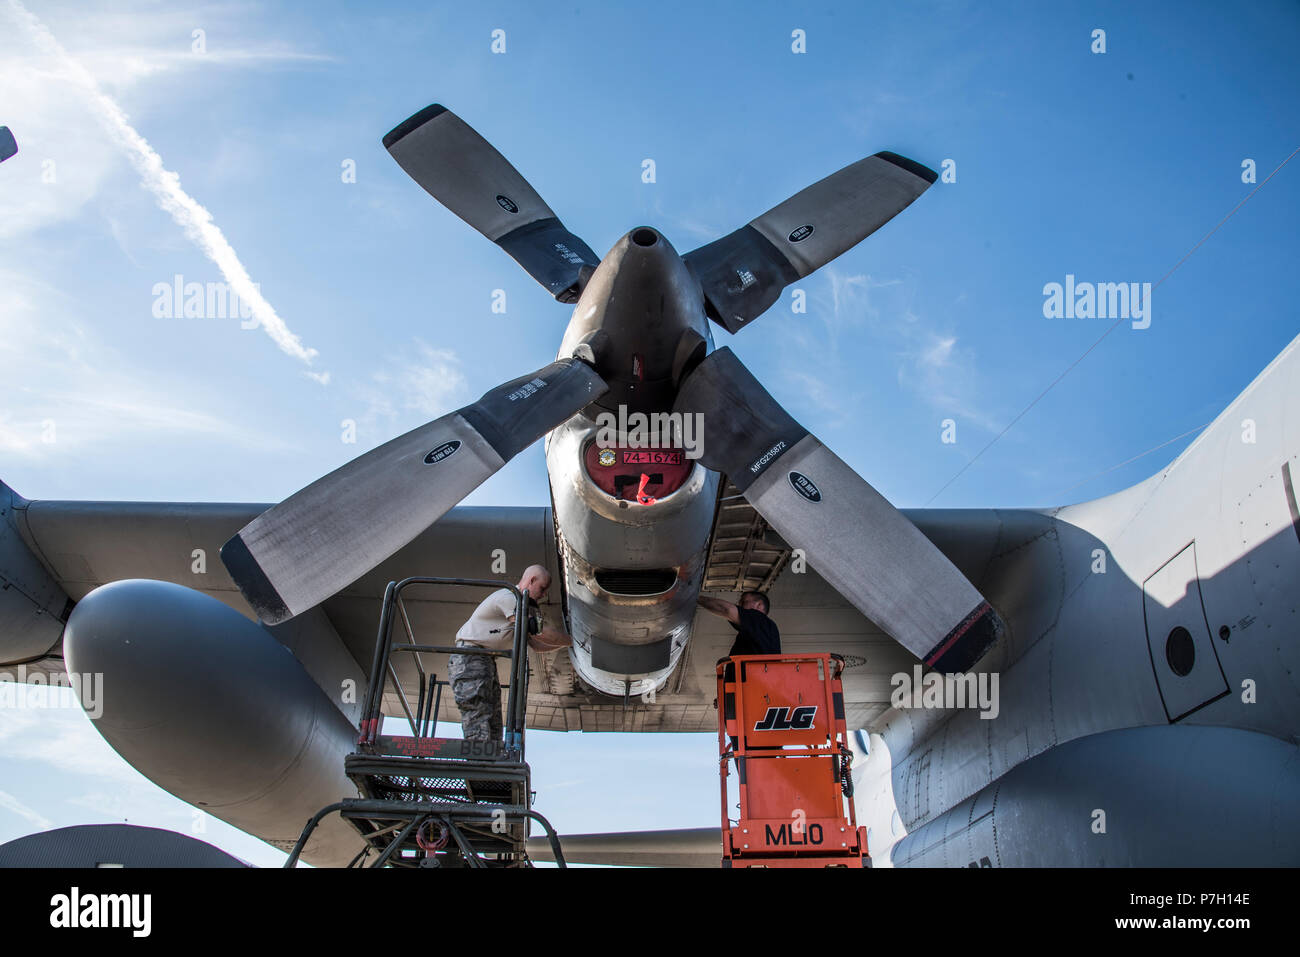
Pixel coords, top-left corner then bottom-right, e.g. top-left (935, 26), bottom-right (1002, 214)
top-left (285, 577), bottom-right (565, 868)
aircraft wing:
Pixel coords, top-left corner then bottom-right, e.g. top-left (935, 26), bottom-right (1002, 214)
top-left (3, 493), bottom-right (560, 727)
top-left (5, 485), bottom-right (1057, 735)
top-left (526, 828), bottom-right (720, 867)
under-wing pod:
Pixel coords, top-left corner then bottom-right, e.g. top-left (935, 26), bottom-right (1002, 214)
top-left (63, 579), bottom-right (364, 866)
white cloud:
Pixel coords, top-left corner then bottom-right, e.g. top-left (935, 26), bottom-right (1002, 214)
top-left (353, 340), bottom-right (469, 445)
top-left (828, 271), bottom-right (903, 328)
top-left (389, 342), bottom-right (469, 418)
top-left (3, 0), bottom-right (324, 370)
top-left (0, 690), bottom-right (285, 864)
top-left (78, 47), bottom-right (334, 84)
top-left (782, 368), bottom-right (861, 431)
top-left (0, 45), bottom-right (119, 239)
top-left (920, 334), bottom-right (956, 369)
top-left (898, 329), bottom-right (1004, 434)
top-left (64, 788), bottom-right (186, 825)
top-left (0, 270), bottom-right (295, 458)
top-left (814, 266), bottom-right (1004, 434)
top-left (0, 694), bottom-right (142, 783)
top-left (650, 195), bottom-right (724, 246)
top-left (0, 789), bottom-right (54, 829)
top-left (0, 0), bottom-right (334, 86)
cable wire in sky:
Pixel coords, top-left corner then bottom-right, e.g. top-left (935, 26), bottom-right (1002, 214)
top-left (926, 145), bottom-right (1300, 505)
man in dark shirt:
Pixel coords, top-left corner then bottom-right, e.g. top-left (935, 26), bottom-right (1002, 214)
top-left (698, 590), bottom-right (780, 657)
top-left (700, 590), bottom-right (780, 751)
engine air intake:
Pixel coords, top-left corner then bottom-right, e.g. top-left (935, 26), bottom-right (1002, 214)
top-left (594, 568), bottom-right (678, 596)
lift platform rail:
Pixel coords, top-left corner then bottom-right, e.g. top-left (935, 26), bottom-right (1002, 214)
top-left (286, 576), bottom-right (565, 868)
top-left (717, 652), bottom-right (868, 868)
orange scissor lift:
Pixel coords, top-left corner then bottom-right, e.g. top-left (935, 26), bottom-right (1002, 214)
top-left (717, 653), bottom-right (868, 867)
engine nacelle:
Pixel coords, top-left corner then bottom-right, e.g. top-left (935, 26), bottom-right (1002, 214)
top-left (546, 416), bottom-right (719, 696)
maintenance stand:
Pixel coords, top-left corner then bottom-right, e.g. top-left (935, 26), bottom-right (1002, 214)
top-left (717, 652), bottom-right (868, 867)
top-left (286, 577), bottom-right (565, 868)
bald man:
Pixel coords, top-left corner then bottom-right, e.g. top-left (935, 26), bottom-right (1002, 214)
top-left (449, 565), bottom-right (572, 743)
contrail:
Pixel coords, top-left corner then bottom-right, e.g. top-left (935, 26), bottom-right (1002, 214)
top-left (7, 0), bottom-right (324, 372)
top-left (0, 788), bottom-right (54, 830)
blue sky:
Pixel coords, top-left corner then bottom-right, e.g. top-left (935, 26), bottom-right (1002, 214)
top-left (1, 0), bottom-right (1297, 865)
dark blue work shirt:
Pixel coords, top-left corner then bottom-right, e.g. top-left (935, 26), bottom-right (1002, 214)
top-left (728, 607), bottom-right (781, 657)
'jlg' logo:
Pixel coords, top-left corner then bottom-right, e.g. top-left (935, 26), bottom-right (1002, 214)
top-left (753, 705), bottom-right (817, 731)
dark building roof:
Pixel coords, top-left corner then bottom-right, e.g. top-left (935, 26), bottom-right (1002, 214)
top-left (0, 824), bottom-right (251, 868)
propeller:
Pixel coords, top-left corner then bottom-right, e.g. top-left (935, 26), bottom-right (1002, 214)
top-left (226, 101), bottom-right (965, 661)
top-left (383, 104), bottom-right (599, 303)
top-left (684, 151), bottom-right (937, 333)
top-left (675, 348), bottom-right (1003, 673)
top-left (222, 359), bottom-right (607, 625)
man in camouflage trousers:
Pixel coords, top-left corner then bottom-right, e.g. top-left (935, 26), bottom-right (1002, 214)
top-left (450, 565), bottom-right (571, 742)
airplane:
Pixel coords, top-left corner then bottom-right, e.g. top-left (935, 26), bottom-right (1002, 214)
top-left (1, 104), bottom-right (1296, 868)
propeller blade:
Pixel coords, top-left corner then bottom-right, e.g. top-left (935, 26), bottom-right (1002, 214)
top-left (684, 152), bottom-right (936, 334)
top-left (222, 358), bottom-right (607, 625)
top-left (383, 104), bottom-right (599, 303)
top-left (527, 827), bottom-right (720, 868)
top-left (676, 348), bottom-right (1002, 673)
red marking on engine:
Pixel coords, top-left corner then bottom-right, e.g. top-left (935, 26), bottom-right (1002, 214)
top-left (636, 473), bottom-right (657, 506)
top-left (584, 442), bottom-right (692, 501)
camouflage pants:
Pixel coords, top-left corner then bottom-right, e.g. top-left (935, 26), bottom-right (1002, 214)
top-left (448, 647), bottom-right (502, 743)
